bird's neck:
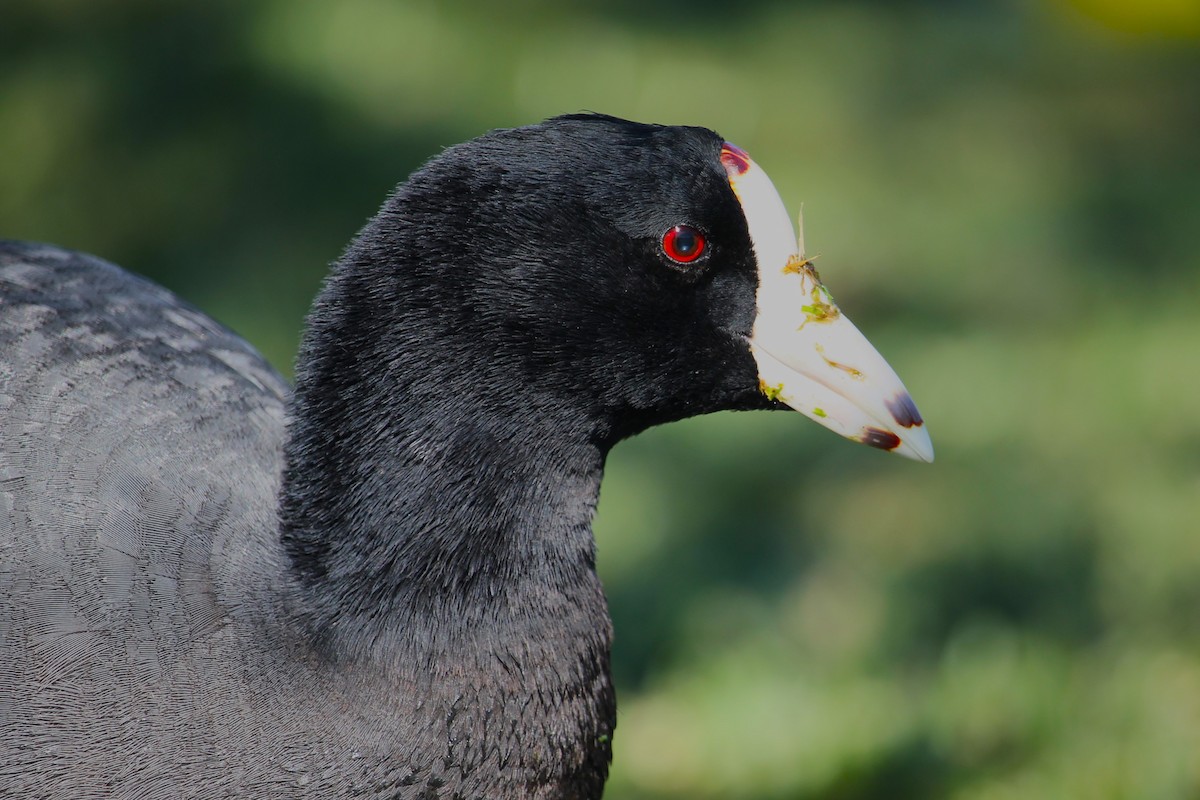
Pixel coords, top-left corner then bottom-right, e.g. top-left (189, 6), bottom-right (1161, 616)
top-left (284, 401), bottom-right (617, 795)
top-left (295, 401), bottom-right (612, 650)
top-left (278, 260), bottom-right (618, 793)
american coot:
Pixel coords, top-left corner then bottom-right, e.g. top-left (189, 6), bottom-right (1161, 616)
top-left (0, 114), bottom-right (930, 799)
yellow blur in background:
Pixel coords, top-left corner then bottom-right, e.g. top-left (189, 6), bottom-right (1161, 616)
top-left (2, 1), bottom-right (1199, 797)
top-left (1064, 0), bottom-right (1200, 37)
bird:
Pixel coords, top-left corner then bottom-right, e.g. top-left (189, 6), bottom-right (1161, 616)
top-left (0, 113), bottom-right (931, 799)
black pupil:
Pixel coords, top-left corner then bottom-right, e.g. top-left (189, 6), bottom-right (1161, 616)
top-left (673, 227), bottom-right (699, 256)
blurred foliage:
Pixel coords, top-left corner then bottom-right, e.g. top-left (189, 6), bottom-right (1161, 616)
top-left (3, 0), bottom-right (1199, 798)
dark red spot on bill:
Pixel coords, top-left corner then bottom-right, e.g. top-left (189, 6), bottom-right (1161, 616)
top-left (885, 392), bottom-right (923, 428)
top-left (721, 142), bottom-right (751, 177)
top-left (861, 427), bottom-right (901, 451)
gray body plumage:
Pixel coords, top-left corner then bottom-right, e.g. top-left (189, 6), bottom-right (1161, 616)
top-left (0, 244), bottom-right (453, 798)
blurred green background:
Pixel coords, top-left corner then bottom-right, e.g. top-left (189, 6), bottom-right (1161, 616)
top-left (4, 0), bottom-right (1199, 797)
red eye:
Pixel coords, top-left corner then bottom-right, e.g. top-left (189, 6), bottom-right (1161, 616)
top-left (661, 225), bottom-right (706, 264)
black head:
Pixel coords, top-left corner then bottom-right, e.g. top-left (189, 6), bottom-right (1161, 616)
top-left (279, 113), bottom-right (780, 641)
top-left (310, 113), bottom-right (769, 451)
top-left (280, 112), bottom-right (930, 613)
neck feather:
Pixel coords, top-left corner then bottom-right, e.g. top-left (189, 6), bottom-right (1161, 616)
top-left (277, 246), bottom-right (618, 746)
